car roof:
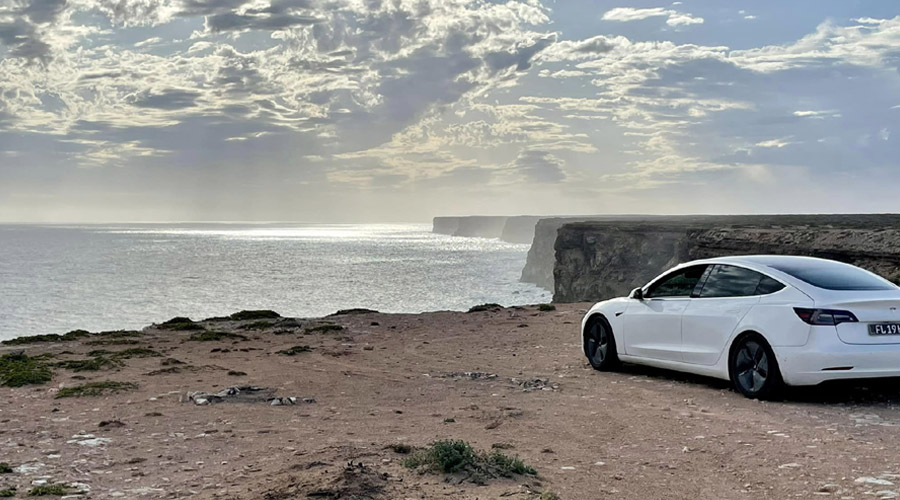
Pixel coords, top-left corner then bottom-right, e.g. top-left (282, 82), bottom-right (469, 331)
top-left (703, 255), bottom-right (843, 268)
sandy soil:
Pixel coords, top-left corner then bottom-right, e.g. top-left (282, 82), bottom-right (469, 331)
top-left (4, 304), bottom-right (900, 499)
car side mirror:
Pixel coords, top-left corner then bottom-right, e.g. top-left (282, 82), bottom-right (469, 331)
top-left (630, 288), bottom-right (644, 300)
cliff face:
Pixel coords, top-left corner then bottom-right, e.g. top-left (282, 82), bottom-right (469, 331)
top-left (520, 215), bottom-right (667, 290)
top-left (553, 215), bottom-right (900, 303)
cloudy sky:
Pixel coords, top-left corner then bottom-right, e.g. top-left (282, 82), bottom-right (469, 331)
top-left (0, 0), bottom-right (898, 222)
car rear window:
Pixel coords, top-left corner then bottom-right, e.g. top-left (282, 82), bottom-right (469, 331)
top-left (768, 262), bottom-right (895, 291)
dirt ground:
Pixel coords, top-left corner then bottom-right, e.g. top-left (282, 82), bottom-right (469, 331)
top-left (3, 304), bottom-right (900, 499)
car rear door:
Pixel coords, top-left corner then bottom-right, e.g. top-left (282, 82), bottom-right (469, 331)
top-left (623, 264), bottom-right (708, 362)
top-left (680, 265), bottom-right (777, 365)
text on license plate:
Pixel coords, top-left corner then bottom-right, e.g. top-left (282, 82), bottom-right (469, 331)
top-left (869, 323), bottom-right (900, 336)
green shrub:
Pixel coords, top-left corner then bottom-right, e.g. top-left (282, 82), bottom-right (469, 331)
top-left (0, 462), bottom-right (12, 473)
top-left (405, 440), bottom-right (476, 473)
top-left (277, 345), bottom-right (312, 356)
top-left (537, 304), bottom-right (556, 312)
top-left (230, 310), bottom-right (281, 320)
top-left (0, 487), bottom-right (15, 497)
top-left (28, 483), bottom-right (75, 496)
top-left (403, 440), bottom-right (536, 481)
top-left (0, 353), bottom-right (53, 387)
top-left (187, 331), bottom-right (247, 342)
top-left (486, 450), bottom-right (536, 476)
top-left (304, 324), bottom-right (344, 334)
top-left (158, 317), bottom-right (204, 331)
top-left (467, 303), bottom-right (503, 313)
top-left (55, 381), bottom-right (137, 398)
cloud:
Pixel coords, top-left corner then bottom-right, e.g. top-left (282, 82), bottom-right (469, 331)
top-left (130, 89), bottom-right (201, 110)
top-left (512, 150), bottom-right (565, 183)
top-left (601, 7), bottom-right (704, 27)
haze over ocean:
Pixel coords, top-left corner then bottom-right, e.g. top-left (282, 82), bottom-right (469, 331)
top-left (0, 224), bottom-right (550, 340)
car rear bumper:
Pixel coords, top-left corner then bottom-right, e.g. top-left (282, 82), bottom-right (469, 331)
top-left (776, 331), bottom-right (900, 385)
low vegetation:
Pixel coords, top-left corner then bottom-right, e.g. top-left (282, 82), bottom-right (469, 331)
top-left (239, 321), bottom-right (276, 330)
top-left (28, 483), bottom-right (77, 496)
top-left (403, 440), bottom-right (536, 482)
top-left (467, 303), bottom-right (503, 313)
top-left (537, 304), bottom-right (556, 312)
top-left (102, 348), bottom-right (161, 359)
top-left (277, 345), bottom-right (312, 356)
top-left (54, 356), bottom-right (120, 372)
top-left (0, 462), bottom-right (12, 473)
top-left (330, 308), bottom-right (379, 316)
top-left (230, 310), bottom-right (281, 321)
top-left (158, 317), bottom-right (204, 331)
top-left (55, 381), bottom-right (138, 398)
top-left (187, 331), bottom-right (247, 342)
top-left (304, 324), bottom-right (344, 334)
top-left (1, 329), bottom-right (91, 346)
top-left (0, 352), bottom-right (53, 387)
top-left (0, 487), bottom-right (14, 497)
top-left (84, 338), bottom-right (139, 346)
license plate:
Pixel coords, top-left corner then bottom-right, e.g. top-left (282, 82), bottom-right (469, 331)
top-left (869, 323), bottom-right (900, 336)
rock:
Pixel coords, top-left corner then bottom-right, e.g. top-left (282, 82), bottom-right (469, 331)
top-left (854, 477), bottom-right (894, 486)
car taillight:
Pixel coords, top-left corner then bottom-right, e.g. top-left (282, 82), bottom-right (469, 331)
top-left (794, 308), bottom-right (859, 326)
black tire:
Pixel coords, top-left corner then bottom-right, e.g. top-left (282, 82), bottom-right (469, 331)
top-left (583, 315), bottom-right (619, 371)
top-left (729, 333), bottom-right (783, 399)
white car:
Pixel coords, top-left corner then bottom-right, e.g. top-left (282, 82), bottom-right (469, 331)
top-left (581, 255), bottom-right (900, 398)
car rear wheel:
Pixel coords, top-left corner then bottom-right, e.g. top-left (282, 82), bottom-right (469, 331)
top-left (584, 316), bottom-right (619, 371)
top-left (729, 333), bottom-right (783, 399)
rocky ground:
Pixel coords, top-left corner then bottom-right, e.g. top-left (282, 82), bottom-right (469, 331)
top-left (3, 304), bottom-right (900, 499)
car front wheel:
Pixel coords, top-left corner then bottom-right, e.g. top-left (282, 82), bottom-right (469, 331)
top-left (584, 315), bottom-right (619, 371)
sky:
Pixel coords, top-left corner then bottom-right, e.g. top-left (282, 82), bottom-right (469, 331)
top-left (0, 0), bottom-right (898, 222)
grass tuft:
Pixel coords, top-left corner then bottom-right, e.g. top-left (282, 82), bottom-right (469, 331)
top-left (304, 324), bottom-right (344, 334)
top-left (467, 303), bottom-right (503, 313)
top-left (277, 345), bottom-right (312, 356)
top-left (0, 462), bottom-right (12, 473)
top-left (230, 310), bottom-right (281, 321)
top-left (187, 331), bottom-right (247, 342)
top-left (55, 381), bottom-right (138, 398)
top-left (0, 353), bottom-right (53, 387)
top-left (537, 304), bottom-right (556, 312)
top-left (0, 487), bottom-right (14, 497)
top-left (403, 440), bottom-right (536, 481)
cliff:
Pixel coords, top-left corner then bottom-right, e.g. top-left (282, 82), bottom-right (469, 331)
top-left (553, 214), bottom-right (900, 303)
top-left (432, 215), bottom-right (542, 243)
top-left (520, 215), bottom-right (664, 290)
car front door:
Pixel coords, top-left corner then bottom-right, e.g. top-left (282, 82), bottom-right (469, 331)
top-left (680, 265), bottom-right (778, 365)
top-left (623, 264), bottom-right (708, 362)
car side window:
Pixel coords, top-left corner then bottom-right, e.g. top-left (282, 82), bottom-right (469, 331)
top-left (698, 265), bottom-right (781, 298)
top-left (646, 265), bottom-right (708, 298)
top-left (755, 275), bottom-right (785, 295)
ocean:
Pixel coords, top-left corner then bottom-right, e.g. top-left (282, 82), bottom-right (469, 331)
top-left (0, 223), bottom-right (551, 341)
